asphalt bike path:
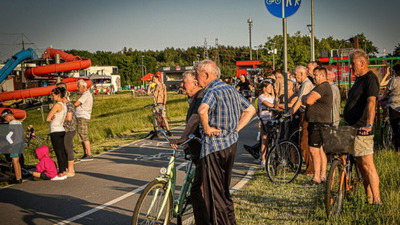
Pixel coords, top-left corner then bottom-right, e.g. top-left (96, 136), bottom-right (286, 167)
top-left (0, 119), bottom-right (259, 225)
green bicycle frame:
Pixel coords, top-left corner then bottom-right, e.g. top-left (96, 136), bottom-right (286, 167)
top-left (173, 160), bottom-right (195, 217)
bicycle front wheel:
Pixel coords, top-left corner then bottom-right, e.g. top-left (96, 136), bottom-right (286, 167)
top-left (326, 160), bottom-right (345, 218)
top-left (132, 180), bottom-right (173, 225)
top-left (266, 140), bottom-right (302, 184)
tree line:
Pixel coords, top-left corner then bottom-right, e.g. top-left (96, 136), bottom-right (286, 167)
top-left (65, 32), bottom-right (399, 87)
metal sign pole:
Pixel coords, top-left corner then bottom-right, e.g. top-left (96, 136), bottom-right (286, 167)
top-left (283, 0), bottom-right (288, 113)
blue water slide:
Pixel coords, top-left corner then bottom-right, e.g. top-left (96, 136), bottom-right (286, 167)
top-left (0, 48), bottom-right (38, 83)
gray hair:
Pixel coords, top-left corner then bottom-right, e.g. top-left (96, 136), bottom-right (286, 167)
top-left (350, 49), bottom-right (369, 64)
top-left (195, 59), bottom-right (221, 78)
top-left (295, 66), bottom-right (307, 74)
top-left (183, 70), bottom-right (196, 80)
top-left (78, 79), bottom-right (88, 88)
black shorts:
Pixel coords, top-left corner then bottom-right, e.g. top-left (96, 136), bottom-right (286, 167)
top-left (308, 123), bottom-right (330, 148)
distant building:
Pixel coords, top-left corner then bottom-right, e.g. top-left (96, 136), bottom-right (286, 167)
top-left (157, 65), bottom-right (194, 91)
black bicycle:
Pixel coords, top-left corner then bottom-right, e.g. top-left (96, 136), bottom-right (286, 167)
top-left (264, 110), bottom-right (303, 184)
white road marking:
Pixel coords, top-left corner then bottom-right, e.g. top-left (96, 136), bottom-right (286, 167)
top-left (56, 121), bottom-right (258, 224)
top-left (56, 162), bottom-right (188, 225)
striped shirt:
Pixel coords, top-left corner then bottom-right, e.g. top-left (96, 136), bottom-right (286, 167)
top-left (200, 79), bottom-right (251, 158)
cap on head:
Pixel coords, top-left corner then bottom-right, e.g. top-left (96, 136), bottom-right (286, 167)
top-left (1, 109), bottom-right (13, 120)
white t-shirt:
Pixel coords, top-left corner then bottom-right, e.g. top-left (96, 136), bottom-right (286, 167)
top-left (258, 94), bottom-right (275, 121)
top-left (76, 90), bottom-right (93, 120)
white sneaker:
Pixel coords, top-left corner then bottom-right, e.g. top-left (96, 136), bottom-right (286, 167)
top-left (261, 161), bottom-right (266, 168)
top-left (51, 175), bottom-right (67, 181)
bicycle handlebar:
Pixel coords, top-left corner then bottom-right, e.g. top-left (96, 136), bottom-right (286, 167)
top-left (157, 129), bottom-right (201, 146)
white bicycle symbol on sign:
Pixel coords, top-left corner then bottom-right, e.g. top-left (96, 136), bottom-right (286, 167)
top-left (266, 0), bottom-right (282, 5)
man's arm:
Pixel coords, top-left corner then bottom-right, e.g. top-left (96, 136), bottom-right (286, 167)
top-left (237, 105), bottom-right (256, 132)
top-left (198, 103), bottom-right (221, 136)
top-left (163, 85), bottom-right (167, 105)
top-left (288, 99), bottom-right (302, 115)
top-left (302, 91), bottom-right (321, 106)
top-left (147, 83), bottom-right (153, 95)
top-left (170, 114), bottom-right (200, 149)
top-left (359, 96), bottom-right (376, 135)
top-left (74, 100), bottom-right (81, 107)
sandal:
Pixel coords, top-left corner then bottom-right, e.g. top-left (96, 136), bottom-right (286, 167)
top-left (304, 180), bottom-right (320, 187)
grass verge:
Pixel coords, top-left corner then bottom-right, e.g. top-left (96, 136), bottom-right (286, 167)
top-left (234, 150), bottom-right (400, 224)
top-left (20, 91), bottom-right (188, 167)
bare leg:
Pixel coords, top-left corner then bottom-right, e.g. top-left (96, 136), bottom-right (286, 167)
top-left (309, 146), bottom-right (320, 183)
top-left (12, 157), bottom-right (22, 180)
top-left (356, 154), bottom-right (381, 204)
top-left (32, 172), bottom-right (41, 178)
top-left (320, 147), bottom-right (327, 181)
top-left (261, 134), bottom-right (268, 162)
top-left (68, 160), bottom-right (75, 173)
top-left (83, 141), bottom-right (92, 156)
top-left (162, 117), bottom-right (170, 131)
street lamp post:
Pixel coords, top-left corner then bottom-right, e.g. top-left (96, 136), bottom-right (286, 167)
top-left (141, 55), bottom-right (147, 87)
top-left (268, 43), bottom-right (276, 70)
top-left (310, 0), bottom-right (315, 61)
top-left (247, 18), bottom-right (253, 60)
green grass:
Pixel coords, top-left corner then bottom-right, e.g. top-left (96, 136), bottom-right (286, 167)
top-left (21, 91), bottom-right (188, 167)
top-left (234, 150), bottom-right (400, 224)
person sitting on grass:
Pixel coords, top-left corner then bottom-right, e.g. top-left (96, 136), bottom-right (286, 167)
top-left (31, 146), bottom-right (58, 181)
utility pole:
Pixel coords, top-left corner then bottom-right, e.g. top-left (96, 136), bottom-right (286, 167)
top-left (247, 18), bottom-right (253, 60)
top-left (215, 38), bottom-right (219, 65)
top-left (203, 38), bottom-right (208, 59)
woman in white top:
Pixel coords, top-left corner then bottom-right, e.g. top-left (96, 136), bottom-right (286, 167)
top-left (258, 79), bottom-right (277, 168)
top-left (47, 87), bottom-right (68, 180)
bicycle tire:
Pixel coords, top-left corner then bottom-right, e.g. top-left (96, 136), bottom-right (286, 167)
top-left (381, 120), bottom-right (393, 150)
top-left (288, 128), bottom-right (301, 149)
top-left (266, 140), bottom-right (302, 184)
top-left (326, 159), bottom-right (345, 218)
top-left (347, 162), bottom-right (361, 198)
top-left (132, 179), bottom-right (172, 225)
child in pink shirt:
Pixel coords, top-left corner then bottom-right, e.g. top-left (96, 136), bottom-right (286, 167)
top-left (32, 146), bottom-right (58, 180)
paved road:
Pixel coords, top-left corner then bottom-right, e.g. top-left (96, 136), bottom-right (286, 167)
top-left (0, 119), bottom-right (259, 225)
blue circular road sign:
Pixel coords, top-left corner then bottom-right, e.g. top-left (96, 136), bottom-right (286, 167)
top-left (265, 0), bottom-right (302, 18)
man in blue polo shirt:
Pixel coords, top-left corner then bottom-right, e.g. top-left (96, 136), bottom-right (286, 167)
top-left (196, 60), bottom-right (256, 225)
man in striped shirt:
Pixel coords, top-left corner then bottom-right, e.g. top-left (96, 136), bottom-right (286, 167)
top-left (196, 60), bottom-right (256, 225)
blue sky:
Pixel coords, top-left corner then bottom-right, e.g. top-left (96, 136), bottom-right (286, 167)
top-left (0, 0), bottom-right (399, 61)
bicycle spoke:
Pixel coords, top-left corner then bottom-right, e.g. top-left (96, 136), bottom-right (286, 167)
top-left (132, 180), bottom-right (172, 225)
top-left (266, 141), bottom-right (301, 184)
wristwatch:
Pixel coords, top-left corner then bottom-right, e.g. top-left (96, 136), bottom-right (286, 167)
top-left (365, 124), bottom-right (372, 128)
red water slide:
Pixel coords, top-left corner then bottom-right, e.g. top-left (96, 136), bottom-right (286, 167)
top-left (25, 47), bottom-right (92, 79)
top-left (0, 79), bottom-right (92, 102)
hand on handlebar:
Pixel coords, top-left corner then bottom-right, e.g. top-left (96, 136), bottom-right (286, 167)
top-left (358, 127), bottom-right (372, 136)
top-left (169, 138), bottom-right (184, 150)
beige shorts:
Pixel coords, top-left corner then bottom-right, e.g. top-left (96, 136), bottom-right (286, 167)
top-left (353, 135), bottom-right (374, 157)
top-left (154, 105), bottom-right (166, 117)
top-left (77, 118), bottom-right (90, 142)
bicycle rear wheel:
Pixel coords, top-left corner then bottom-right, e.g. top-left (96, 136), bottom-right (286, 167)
top-left (132, 180), bottom-right (172, 225)
top-left (326, 160), bottom-right (345, 218)
top-left (381, 120), bottom-right (393, 150)
top-left (266, 140), bottom-right (302, 184)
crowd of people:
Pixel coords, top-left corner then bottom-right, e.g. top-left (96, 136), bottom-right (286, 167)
top-left (3, 79), bottom-right (94, 184)
top-left (3, 49), bottom-right (395, 222)
top-left (170, 49), bottom-right (392, 224)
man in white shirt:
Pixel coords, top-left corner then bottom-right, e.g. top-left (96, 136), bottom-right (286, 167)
top-left (74, 80), bottom-right (94, 161)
